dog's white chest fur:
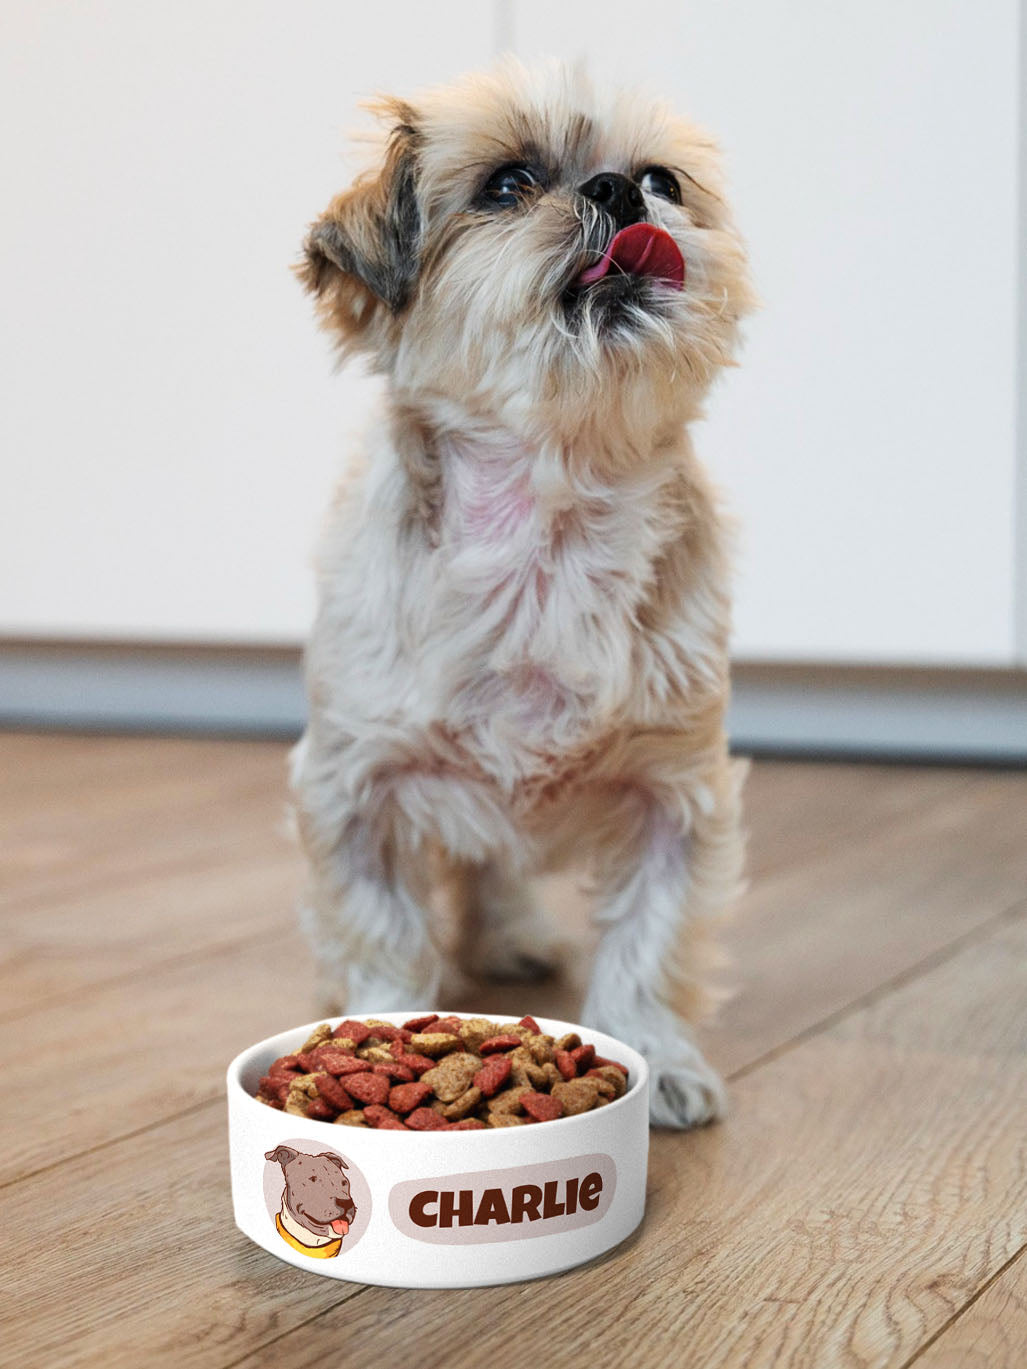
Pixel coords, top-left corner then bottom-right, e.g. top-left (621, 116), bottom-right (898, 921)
top-left (429, 432), bottom-right (670, 758)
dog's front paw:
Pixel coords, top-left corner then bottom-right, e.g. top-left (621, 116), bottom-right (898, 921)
top-left (648, 1053), bottom-right (726, 1129)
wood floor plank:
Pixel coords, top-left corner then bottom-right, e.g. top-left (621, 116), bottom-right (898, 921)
top-left (0, 852), bottom-right (300, 1018)
top-left (740, 760), bottom-right (972, 880)
top-left (0, 1103), bottom-right (362, 1369)
top-left (227, 909), bottom-right (1027, 1369)
top-left (0, 737), bottom-right (291, 910)
top-left (1, 935), bottom-right (316, 1187)
top-left (911, 1248), bottom-right (1027, 1368)
top-left (707, 771), bottom-right (1027, 1075)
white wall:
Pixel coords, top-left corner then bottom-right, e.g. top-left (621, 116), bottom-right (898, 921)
top-left (1, 1), bottom-right (1024, 666)
top-left (0, 1), bottom-right (491, 644)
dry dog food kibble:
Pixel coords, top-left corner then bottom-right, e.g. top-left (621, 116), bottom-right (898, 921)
top-left (255, 1015), bottom-right (629, 1130)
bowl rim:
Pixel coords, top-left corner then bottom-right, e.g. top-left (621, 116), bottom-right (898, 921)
top-left (227, 1010), bottom-right (649, 1140)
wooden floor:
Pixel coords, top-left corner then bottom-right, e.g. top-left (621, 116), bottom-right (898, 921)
top-left (2, 733), bottom-right (1026, 1368)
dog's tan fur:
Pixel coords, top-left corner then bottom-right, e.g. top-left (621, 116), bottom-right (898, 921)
top-left (290, 58), bottom-right (754, 1126)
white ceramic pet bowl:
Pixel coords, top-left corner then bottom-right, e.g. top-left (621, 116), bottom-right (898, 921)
top-left (227, 1011), bottom-right (649, 1288)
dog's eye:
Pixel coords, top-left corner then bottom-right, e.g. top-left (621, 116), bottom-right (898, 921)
top-left (482, 164), bottom-right (540, 209)
top-left (639, 167), bottom-right (681, 204)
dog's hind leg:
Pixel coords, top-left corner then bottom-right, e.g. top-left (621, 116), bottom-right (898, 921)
top-left (454, 857), bottom-right (564, 983)
top-left (581, 754), bottom-right (746, 1128)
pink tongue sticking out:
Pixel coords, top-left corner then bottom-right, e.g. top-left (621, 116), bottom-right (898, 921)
top-left (331, 1218), bottom-right (349, 1236)
top-left (577, 223), bottom-right (685, 289)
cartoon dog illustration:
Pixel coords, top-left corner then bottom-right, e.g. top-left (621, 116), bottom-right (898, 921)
top-left (265, 1145), bottom-right (357, 1258)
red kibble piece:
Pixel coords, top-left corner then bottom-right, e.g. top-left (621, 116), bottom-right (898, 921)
top-left (314, 1074), bottom-right (355, 1112)
top-left (479, 1034), bottom-right (522, 1054)
top-left (520, 1090), bottom-right (564, 1122)
top-left (344, 1072), bottom-right (391, 1107)
top-left (258, 1074), bottom-right (292, 1106)
top-left (405, 1107), bottom-right (450, 1131)
top-left (446, 1118), bottom-right (487, 1130)
top-left (393, 1051), bottom-right (437, 1077)
top-left (365, 1023), bottom-right (412, 1044)
top-left (372, 1061), bottom-right (415, 1082)
top-left (295, 1053), bottom-right (318, 1072)
top-left (311, 1049), bottom-right (366, 1077)
top-left (332, 1020), bottom-right (372, 1045)
top-left (569, 1044), bottom-right (595, 1073)
top-left (518, 1015), bottom-right (543, 1035)
top-left (389, 1081), bottom-right (433, 1114)
top-left (269, 1054), bottom-right (303, 1073)
top-left (402, 1014), bottom-right (440, 1032)
top-left (306, 1097), bottom-right (336, 1121)
top-left (363, 1104), bottom-right (408, 1130)
top-left (473, 1055), bottom-right (512, 1098)
top-left (431, 1016), bottom-right (465, 1035)
top-left (554, 1050), bottom-right (577, 1081)
top-left (593, 1056), bottom-right (630, 1078)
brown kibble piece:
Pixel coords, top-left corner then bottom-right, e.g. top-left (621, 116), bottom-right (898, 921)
top-left (457, 1017), bottom-right (500, 1051)
top-left (284, 1074), bottom-right (319, 1116)
top-left (421, 1052), bottom-right (480, 1101)
top-left (333, 1109), bottom-right (367, 1127)
top-left (447, 1118), bottom-right (487, 1130)
top-left (588, 1064), bottom-right (628, 1098)
top-left (487, 1086), bottom-right (526, 1117)
top-left (408, 1032), bottom-right (463, 1057)
top-left (357, 1044), bottom-right (397, 1064)
top-left (299, 1023), bottom-right (334, 1054)
top-left (539, 1061), bottom-right (563, 1089)
top-left (555, 1032), bottom-right (581, 1052)
top-left (487, 1113), bottom-right (527, 1127)
top-left (436, 1085), bottom-right (482, 1120)
top-left (551, 1077), bottom-right (602, 1115)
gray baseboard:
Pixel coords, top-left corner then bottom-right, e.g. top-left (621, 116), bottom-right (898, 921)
top-left (1, 642), bottom-right (1025, 762)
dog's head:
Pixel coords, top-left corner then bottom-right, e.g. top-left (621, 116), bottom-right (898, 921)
top-left (266, 1145), bottom-right (356, 1239)
top-left (298, 58), bottom-right (753, 437)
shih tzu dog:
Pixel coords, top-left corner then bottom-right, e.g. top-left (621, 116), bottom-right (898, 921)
top-left (290, 58), bottom-right (754, 1127)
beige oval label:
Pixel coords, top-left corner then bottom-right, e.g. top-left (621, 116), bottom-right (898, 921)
top-left (388, 1152), bottom-right (616, 1244)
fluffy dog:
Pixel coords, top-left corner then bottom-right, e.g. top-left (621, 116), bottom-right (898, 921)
top-left (290, 58), bottom-right (754, 1127)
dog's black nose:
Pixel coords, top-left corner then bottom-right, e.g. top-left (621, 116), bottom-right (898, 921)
top-left (578, 172), bottom-right (645, 229)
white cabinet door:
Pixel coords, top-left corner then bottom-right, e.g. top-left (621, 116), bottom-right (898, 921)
top-left (0, 1), bottom-right (494, 643)
top-left (508, 0), bottom-right (1023, 665)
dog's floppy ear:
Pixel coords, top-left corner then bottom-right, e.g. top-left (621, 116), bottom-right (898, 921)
top-left (297, 101), bottom-right (422, 346)
top-left (265, 1146), bottom-right (298, 1168)
top-left (318, 1152), bottom-right (348, 1169)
